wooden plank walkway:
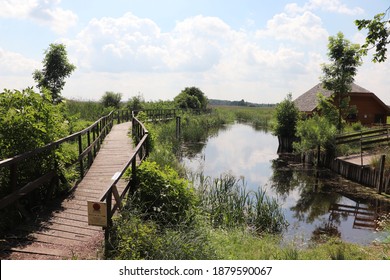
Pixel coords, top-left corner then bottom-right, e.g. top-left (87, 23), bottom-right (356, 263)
top-left (337, 153), bottom-right (380, 166)
top-left (0, 122), bottom-right (134, 260)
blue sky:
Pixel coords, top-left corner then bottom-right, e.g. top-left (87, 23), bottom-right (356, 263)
top-left (0, 0), bottom-right (389, 103)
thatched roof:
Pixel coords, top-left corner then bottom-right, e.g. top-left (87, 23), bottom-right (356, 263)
top-left (294, 82), bottom-right (372, 112)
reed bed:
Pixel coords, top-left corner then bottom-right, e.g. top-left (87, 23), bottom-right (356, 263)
top-left (195, 173), bottom-right (287, 234)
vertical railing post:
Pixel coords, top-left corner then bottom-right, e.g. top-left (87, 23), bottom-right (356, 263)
top-left (78, 134), bottom-right (84, 178)
top-left (377, 155), bottom-right (386, 194)
top-left (131, 157), bottom-right (137, 190)
top-left (92, 125), bottom-right (97, 157)
top-left (87, 130), bottom-right (92, 168)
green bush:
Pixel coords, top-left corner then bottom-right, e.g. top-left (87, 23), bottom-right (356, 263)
top-left (132, 161), bottom-right (197, 226)
top-left (109, 211), bottom-right (217, 260)
top-left (197, 174), bottom-right (288, 234)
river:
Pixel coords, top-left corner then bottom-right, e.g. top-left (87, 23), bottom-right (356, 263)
top-left (182, 123), bottom-right (390, 245)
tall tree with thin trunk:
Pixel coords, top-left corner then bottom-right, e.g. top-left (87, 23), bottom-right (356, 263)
top-left (320, 32), bottom-right (362, 132)
top-left (33, 43), bottom-right (76, 103)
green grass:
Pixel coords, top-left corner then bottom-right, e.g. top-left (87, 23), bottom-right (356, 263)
top-left (209, 229), bottom-right (390, 260)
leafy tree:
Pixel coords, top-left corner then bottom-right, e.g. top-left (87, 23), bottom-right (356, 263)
top-left (273, 93), bottom-right (300, 139)
top-left (294, 114), bottom-right (337, 156)
top-left (174, 87), bottom-right (208, 110)
top-left (127, 94), bottom-right (144, 111)
top-left (355, 8), bottom-right (390, 62)
top-left (0, 88), bottom-right (69, 200)
top-left (33, 43), bottom-right (76, 103)
top-left (320, 32), bottom-right (362, 132)
top-left (0, 88), bottom-right (68, 158)
top-left (101, 91), bottom-right (122, 109)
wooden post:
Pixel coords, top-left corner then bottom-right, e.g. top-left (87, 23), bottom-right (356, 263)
top-left (360, 131), bottom-right (363, 166)
top-left (87, 130), bottom-right (92, 168)
top-left (131, 157), bottom-right (137, 191)
top-left (377, 155), bottom-right (386, 194)
top-left (92, 126), bottom-right (97, 157)
top-left (78, 134), bottom-right (84, 178)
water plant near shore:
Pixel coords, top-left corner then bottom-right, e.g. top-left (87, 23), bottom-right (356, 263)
top-left (195, 173), bottom-right (288, 234)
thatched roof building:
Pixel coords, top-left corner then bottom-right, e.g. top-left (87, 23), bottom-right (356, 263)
top-left (294, 82), bottom-right (390, 125)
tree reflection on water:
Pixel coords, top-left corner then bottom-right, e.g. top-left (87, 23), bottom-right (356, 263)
top-left (270, 155), bottom-right (390, 243)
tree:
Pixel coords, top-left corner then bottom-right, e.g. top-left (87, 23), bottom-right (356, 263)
top-left (273, 93), bottom-right (300, 139)
top-left (294, 114), bottom-right (337, 158)
top-left (174, 87), bottom-right (208, 110)
top-left (101, 91), bottom-right (122, 108)
top-left (273, 93), bottom-right (300, 153)
top-left (127, 94), bottom-right (144, 111)
top-left (355, 8), bottom-right (390, 63)
top-left (33, 43), bottom-right (76, 103)
top-left (320, 32), bottom-right (362, 132)
top-left (0, 88), bottom-right (68, 158)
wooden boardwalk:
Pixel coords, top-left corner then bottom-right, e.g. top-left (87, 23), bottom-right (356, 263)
top-left (0, 122), bottom-right (134, 259)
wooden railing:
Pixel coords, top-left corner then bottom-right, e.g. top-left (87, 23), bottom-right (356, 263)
top-left (98, 111), bottom-right (149, 234)
top-left (0, 109), bottom-right (131, 211)
top-left (336, 127), bottom-right (390, 148)
top-left (133, 109), bottom-right (178, 122)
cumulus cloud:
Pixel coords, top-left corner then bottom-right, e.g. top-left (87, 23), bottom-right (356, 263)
top-left (285, 0), bottom-right (364, 15)
top-left (0, 0), bottom-right (77, 34)
top-left (67, 13), bottom-right (234, 73)
top-left (59, 11), bottom-right (329, 102)
top-left (256, 11), bottom-right (328, 44)
top-left (0, 48), bottom-right (39, 75)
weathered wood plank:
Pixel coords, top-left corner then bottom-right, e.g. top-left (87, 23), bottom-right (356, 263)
top-left (3, 122), bottom-right (134, 259)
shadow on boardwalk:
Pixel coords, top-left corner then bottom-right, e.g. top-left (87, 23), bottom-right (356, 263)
top-left (0, 122), bottom-right (134, 259)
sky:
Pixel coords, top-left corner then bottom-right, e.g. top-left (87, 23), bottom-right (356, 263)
top-left (0, 0), bottom-right (389, 104)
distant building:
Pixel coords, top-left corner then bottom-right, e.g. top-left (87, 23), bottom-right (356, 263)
top-left (294, 82), bottom-right (390, 125)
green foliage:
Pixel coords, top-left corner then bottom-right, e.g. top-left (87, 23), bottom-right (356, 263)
top-left (273, 93), bottom-right (300, 138)
top-left (64, 99), bottom-right (105, 122)
top-left (0, 88), bottom-right (68, 158)
top-left (197, 174), bottom-right (287, 234)
top-left (321, 32), bottom-right (362, 131)
top-left (316, 93), bottom-right (339, 127)
top-left (33, 43), bottom-right (76, 103)
top-left (109, 212), bottom-right (217, 260)
top-left (294, 114), bottom-right (337, 153)
top-left (132, 161), bottom-right (197, 226)
top-left (126, 94), bottom-right (144, 111)
top-left (0, 88), bottom-right (72, 227)
top-left (100, 91), bottom-right (122, 108)
top-left (356, 9), bottom-right (390, 63)
top-left (174, 87), bottom-right (208, 110)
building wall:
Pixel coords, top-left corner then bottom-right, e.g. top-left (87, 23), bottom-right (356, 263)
top-left (350, 95), bottom-right (388, 125)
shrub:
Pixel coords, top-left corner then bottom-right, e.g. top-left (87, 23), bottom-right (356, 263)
top-left (132, 161), bottom-right (197, 226)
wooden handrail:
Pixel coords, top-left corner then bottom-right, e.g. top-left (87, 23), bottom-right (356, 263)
top-left (98, 112), bottom-right (150, 228)
top-left (0, 109), bottom-right (132, 210)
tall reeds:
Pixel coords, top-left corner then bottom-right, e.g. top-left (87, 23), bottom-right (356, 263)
top-left (195, 173), bottom-right (288, 234)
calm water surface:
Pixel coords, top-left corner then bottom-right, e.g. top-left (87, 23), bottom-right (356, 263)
top-left (183, 123), bottom-right (390, 245)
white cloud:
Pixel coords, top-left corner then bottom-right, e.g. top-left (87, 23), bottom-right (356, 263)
top-left (59, 11), bottom-right (329, 103)
top-left (257, 11), bottom-right (328, 44)
top-left (0, 48), bottom-right (39, 75)
top-left (0, 0), bottom-right (77, 34)
top-left (285, 0), bottom-right (364, 16)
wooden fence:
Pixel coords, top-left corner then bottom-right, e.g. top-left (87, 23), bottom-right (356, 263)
top-left (98, 111), bottom-right (149, 234)
top-left (0, 109), bottom-right (131, 212)
top-left (328, 156), bottom-right (389, 195)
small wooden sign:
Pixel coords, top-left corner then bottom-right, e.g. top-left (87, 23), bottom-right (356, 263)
top-left (87, 201), bottom-right (107, 227)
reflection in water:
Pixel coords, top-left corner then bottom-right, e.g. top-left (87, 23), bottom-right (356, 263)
top-left (182, 123), bottom-right (390, 245)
